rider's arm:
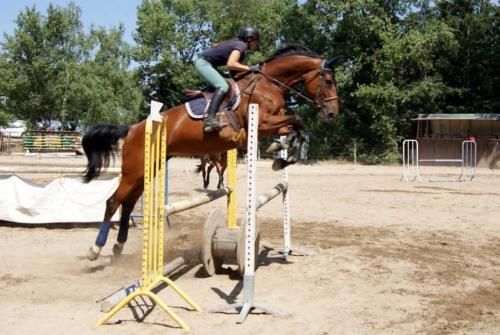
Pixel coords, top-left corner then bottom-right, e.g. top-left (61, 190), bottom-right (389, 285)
top-left (226, 50), bottom-right (251, 72)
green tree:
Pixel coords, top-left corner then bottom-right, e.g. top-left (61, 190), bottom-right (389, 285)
top-left (0, 5), bottom-right (76, 125)
top-left (281, 0), bottom-right (498, 163)
top-left (130, 0), bottom-right (499, 162)
top-left (435, 0), bottom-right (500, 113)
top-left (0, 3), bottom-right (142, 128)
top-left (282, 0), bottom-right (408, 161)
top-left (354, 19), bottom-right (461, 162)
top-left (68, 26), bottom-right (143, 126)
top-left (134, 0), bottom-right (214, 107)
top-left (134, 0), bottom-right (295, 109)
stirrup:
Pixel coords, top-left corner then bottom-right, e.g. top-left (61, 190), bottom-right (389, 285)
top-left (203, 118), bottom-right (226, 132)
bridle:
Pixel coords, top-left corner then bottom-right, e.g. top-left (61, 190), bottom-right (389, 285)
top-left (255, 59), bottom-right (339, 118)
top-left (312, 60), bottom-right (339, 119)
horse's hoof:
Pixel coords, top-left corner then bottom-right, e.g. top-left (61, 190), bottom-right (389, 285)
top-left (113, 243), bottom-right (124, 256)
top-left (87, 245), bottom-right (101, 261)
top-left (272, 158), bottom-right (287, 171)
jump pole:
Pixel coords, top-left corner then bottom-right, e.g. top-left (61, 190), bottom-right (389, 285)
top-left (209, 103), bottom-right (286, 323)
top-left (97, 101), bottom-right (200, 330)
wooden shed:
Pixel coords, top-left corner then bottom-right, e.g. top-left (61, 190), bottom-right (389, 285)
top-left (413, 114), bottom-right (500, 168)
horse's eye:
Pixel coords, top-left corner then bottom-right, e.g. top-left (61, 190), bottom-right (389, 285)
top-left (325, 79), bottom-right (334, 85)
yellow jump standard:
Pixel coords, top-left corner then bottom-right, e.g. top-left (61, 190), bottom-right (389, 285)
top-left (97, 102), bottom-right (201, 330)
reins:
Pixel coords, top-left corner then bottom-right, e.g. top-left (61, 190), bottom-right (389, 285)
top-left (252, 59), bottom-right (339, 110)
top-left (230, 56), bottom-right (339, 138)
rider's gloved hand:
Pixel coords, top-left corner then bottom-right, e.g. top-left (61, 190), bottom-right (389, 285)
top-left (249, 64), bottom-right (261, 73)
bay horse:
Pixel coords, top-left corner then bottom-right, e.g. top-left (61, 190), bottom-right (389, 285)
top-left (195, 153), bottom-right (227, 190)
top-left (83, 45), bottom-right (341, 260)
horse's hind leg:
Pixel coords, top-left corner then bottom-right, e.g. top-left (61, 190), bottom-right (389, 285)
top-left (87, 178), bottom-right (141, 261)
top-left (113, 185), bottom-right (143, 256)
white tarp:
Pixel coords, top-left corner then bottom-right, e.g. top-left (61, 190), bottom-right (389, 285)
top-left (0, 175), bottom-right (120, 224)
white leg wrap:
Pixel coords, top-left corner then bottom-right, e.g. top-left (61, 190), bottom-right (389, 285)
top-left (87, 245), bottom-right (102, 261)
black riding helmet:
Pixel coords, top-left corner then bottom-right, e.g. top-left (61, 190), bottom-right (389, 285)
top-left (238, 27), bottom-right (260, 42)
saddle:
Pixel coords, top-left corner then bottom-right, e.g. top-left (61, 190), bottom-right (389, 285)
top-left (183, 79), bottom-right (241, 120)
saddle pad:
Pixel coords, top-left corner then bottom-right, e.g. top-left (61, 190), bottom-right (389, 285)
top-left (185, 96), bottom-right (208, 119)
top-left (184, 83), bottom-right (241, 120)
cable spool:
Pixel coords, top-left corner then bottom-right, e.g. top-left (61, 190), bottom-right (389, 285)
top-left (202, 208), bottom-right (260, 276)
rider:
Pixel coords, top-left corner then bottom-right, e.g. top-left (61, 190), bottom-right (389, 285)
top-left (194, 26), bottom-right (261, 132)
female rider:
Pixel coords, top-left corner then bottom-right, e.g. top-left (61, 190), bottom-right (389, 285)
top-left (194, 27), bottom-right (261, 132)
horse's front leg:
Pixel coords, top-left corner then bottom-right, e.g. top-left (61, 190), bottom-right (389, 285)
top-left (258, 114), bottom-right (305, 170)
top-left (215, 161), bottom-right (224, 189)
top-left (259, 114), bottom-right (302, 151)
top-left (259, 114), bottom-right (304, 137)
top-left (285, 130), bottom-right (306, 162)
top-left (270, 131), bottom-right (306, 171)
top-left (206, 164), bottom-right (214, 190)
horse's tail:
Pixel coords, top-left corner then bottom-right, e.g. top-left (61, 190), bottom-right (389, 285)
top-left (194, 163), bottom-right (203, 175)
top-left (82, 124), bottom-right (129, 183)
top-left (194, 154), bottom-right (212, 175)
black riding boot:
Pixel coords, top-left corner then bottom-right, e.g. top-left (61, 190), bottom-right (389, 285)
top-left (203, 88), bottom-right (227, 132)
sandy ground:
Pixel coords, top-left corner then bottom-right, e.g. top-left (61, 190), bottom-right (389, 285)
top-left (0, 154), bottom-right (499, 335)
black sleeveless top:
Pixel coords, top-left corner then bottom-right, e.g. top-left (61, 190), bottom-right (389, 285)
top-left (202, 40), bottom-right (247, 67)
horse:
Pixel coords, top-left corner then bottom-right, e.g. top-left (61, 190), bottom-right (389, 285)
top-left (195, 153), bottom-right (227, 190)
top-left (82, 45), bottom-right (341, 260)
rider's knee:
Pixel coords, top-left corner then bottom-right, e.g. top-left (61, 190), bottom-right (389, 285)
top-left (216, 83), bottom-right (229, 93)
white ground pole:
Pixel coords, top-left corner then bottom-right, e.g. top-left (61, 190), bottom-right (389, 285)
top-left (209, 104), bottom-right (286, 323)
top-left (272, 135), bottom-right (308, 258)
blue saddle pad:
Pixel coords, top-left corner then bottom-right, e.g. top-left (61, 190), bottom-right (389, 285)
top-left (183, 83), bottom-right (241, 120)
top-left (184, 96), bottom-right (207, 119)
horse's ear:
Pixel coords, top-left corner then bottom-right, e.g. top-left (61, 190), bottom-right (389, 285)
top-left (326, 55), bottom-right (344, 69)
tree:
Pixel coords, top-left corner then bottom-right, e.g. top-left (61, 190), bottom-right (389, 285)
top-left (0, 5), bottom-right (77, 125)
top-left (0, 4), bottom-right (142, 128)
top-left (281, 0), bottom-right (409, 161)
top-left (435, 0), bottom-right (500, 113)
top-left (134, 0), bottom-right (214, 107)
top-left (281, 0), bottom-right (498, 163)
top-left (134, 0), bottom-right (296, 109)
top-left (66, 26), bottom-right (143, 126)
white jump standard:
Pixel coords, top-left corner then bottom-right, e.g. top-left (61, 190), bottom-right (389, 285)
top-left (401, 139), bottom-right (477, 182)
top-left (208, 104), bottom-right (287, 323)
top-left (272, 135), bottom-right (308, 258)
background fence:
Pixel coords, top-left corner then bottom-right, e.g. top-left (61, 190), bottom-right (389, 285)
top-left (22, 130), bottom-right (81, 153)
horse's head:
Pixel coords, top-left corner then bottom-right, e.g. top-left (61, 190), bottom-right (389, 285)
top-left (303, 56), bottom-right (342, 121)
top-left (258, 46), bottom-right (342, 123)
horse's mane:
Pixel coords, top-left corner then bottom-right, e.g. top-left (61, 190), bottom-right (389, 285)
top-left (233, 45), bottom-right (320, 81)
top-left (263, 45), bottom-right (320, 63)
